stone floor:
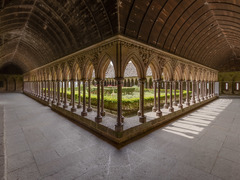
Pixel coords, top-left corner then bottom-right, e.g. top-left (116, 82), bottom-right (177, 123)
top-left (1, 93), bottom-right (240, 180)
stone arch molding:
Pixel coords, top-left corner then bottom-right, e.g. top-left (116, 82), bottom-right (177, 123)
top-left (24, 37), bottom-right (218, 83)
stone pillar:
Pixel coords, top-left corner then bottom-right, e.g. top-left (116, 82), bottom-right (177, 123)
top-left (191, 80), bottom-right (195, 104)
top-left (205, 81), bottom-right (208, 99)
top-left (152, 80), bottom-right (157, 112)
top-left (41, 81), bottom-right (44, 99)
top-left (44, 80), bottom-right (47, 101)
top-left (178, 81), bottom-right (183, 109)
top-left (196, 81), bottom-right (200, 102)
top-left (101, 80), bottom-right (105, 116)
top-left (213, 81), bottom-right (215, 96)
top-left (71, 79), bottom-right (76, 112)
top-left (52, 80), bottom-right (56, 104)
top-left (57, 80), bottom-right (61, 106)
top-left (77, 80), bottom-right (81, 108)
top-left (48, 80), bottom-right (51, 103)
top-left (61, 81), bottom-right (64, 102)
top-left (87, 79), bottom-right (92, 112)
top-left (81, 79), bottom-right (87, 116)
top-left (95, 79), bottom-right (102, 123)
top-left (164, 81), bottom-right (168, 109)
top-left (185, 80), bottom-right (190, 106)
top-left (63, 80), bottom-right (68, 108)
top-left (156, 80), bottom-right (162, 117)
top-left (168, 81), bottom-right (174, 112)
top-left (173, 81), bottom-right (177, 106)
top-left (115, 78), bottom-right (124, 132)
top-left (139, 78), bottom-right (146, 123)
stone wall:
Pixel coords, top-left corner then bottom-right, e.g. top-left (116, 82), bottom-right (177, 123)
top-left (218, 71), bottom-right (240, 95)
top-left (0, 74), bottom-right (23, 93)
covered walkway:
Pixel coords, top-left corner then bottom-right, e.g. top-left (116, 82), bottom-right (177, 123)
top-left (1, 93), bottom-right (240, 179)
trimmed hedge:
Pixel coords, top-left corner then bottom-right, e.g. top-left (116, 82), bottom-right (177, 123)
top-left (65, 90), bottom-right (189, 111)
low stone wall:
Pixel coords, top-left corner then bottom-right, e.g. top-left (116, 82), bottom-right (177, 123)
top-left (0, 105), bottom-right (6, 180)
top-left (24, 92), bottom-right (217, 144)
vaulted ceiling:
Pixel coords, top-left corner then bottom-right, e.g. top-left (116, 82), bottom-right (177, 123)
top-left (1, 0), bottom-right (240, 73)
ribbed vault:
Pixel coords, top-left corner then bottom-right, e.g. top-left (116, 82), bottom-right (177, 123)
top-left (0, 0), bottom-right (118, 73)
top-left (120, 0), bottom-right (240, 70)
top-left (1, 0), bottom-right (240, 73)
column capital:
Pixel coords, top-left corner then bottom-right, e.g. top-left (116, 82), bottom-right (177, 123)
top-left (138, 78), bottom-right (146, 82)
top-left (95, 78), bottom-right (102, 82)
top-left (115, 77), bottom-right (124, 81)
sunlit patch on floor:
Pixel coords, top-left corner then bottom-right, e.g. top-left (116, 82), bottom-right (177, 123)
top-left (163, 99), bottom-right (232, 139)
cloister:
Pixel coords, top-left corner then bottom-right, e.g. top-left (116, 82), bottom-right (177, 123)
top-left (1, 0), bottom-right (240, 179)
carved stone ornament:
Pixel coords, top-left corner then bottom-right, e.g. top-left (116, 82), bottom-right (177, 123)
top-left (138, 48), bottom-right (152, 66)
top-left (158, 56), bottom-right (166, 71)
top-left (171, 58), bottom-right (178, 71)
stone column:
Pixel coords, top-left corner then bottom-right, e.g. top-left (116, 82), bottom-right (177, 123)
top-left (57, 80), bottom-right (61, 106)
top-left (71, 79), bottom-right (76, 112)
top-left (63, 80), bottom-right (68, 108)
top-left (191, 80), bottom-right (195, 104)
top-left (87, 79), bottom-right (92, 112)
top-left (115, 77), bottom-right (124, 132)
top-left (173, 81), bottom-right (177, 106)
top-left (81, 79), bottom-right (87, 116)
top-left (196, 81), bottom-right (200, 102)
top-left (52, 80), bottom-right (56, 104)
top-left (95, 79), bottom-right (102, 123)
top-left (152, 80), bottom-right (157, 112)
top-left (77, 80), bottom-right (81, 108)
top-left (139, 78), bottom-right (146, 123)
top-left (185, 80), bottom-right (190, 106)
top-left (48, 80), bottom-right (51, 103)
top-left (61, 81), bottom-right (64, 102)
top-left (205, 81), bottom-right (208, 99)
top-left (156, 80), bottom-right (162, 117)
top-left (41, 81), bottom-right (44, 99)
top-left (178, 81), bottom-right (183, 109)
top-left (44, 80), bottom-right (47, 101)
top-left (168, 81), bottom-right (174, 112)
top-left (213, 81), bottom-right (215, 96)
top-left (164, 81), bottom-right (168, 109)
top-left (101, 80), bottom-right (105, 116)
top-left (200, 81), bottom-right (204, 100)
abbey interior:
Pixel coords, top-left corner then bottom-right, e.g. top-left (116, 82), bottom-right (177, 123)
top-left (1, 0), bottom-right (240, 179)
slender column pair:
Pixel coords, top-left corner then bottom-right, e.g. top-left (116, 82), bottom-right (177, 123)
top-left (115, 77), bottom-right (124, 131)
top-left (95, 78), bottom-right (102, 123)
top-left (71, 79), bottom-right (76, 112)
top-left (164, 81), bottom-right (169, 109)
top-left (168, 81), bottom-right (174, 112)
top-left (185, 80), bottom-right (190, 106)
top-left (139, 78), bottom-right (146, 123)
top-left (191, 80), bottom-right (196, 104)
top-left (63, 80), bottom-right (68, 108)
top-left (178, 81), bottom-right (183, 109)
top-left (196, 81), bottom-right (200, 102)
top-left (57, 80), bottom-right (61, 106)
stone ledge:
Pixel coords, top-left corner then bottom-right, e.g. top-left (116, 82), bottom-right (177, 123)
top-left (24, 92), bottom-right (217, 144)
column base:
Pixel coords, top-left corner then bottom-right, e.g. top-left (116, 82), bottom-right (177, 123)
top-left (191, 99), bottom-right (196, 104)
top-left (178, 104), bottom-right (183, 109)
top-left (95, 116), bottom-right (102, 123)
top-left (57, 102), bottom-right (61, 106)
top-left (101, 111), bottom-right (105, 116)
top-left (196, 99), bottom-right (200, 103)
top-left (164, 103), bottom-right (169, 109)
top-left (81, 111), bottom-right (87, 116)
top-left (185, 102), bottom-right (190, 107)
top-left (121, 116), bottom-right (124, 123)
top-left (169, 107), bottom-right (174, 112)
top-left (115, 123), bottom-right (123, 132)
top-left (152, 107), bottom-right (157, 112)
top-left (69, 102), bottom-right (72, 106)
top-left (139, 116), bottom-right (146, 123)
top-left (156, 110), bottom-right (162, 117)
top-left (52, 100), bottom-right (56, 104)
top-left (71, 107), bottom-right (77, 112)
top-left (87, 107), bottom-right (92, 112)
top-left (77, 104), bottom-right (82, 108)
top-left (173, 102), bottom-right (178, 106)
top-left (63, 104), bottom-right (68, 109)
